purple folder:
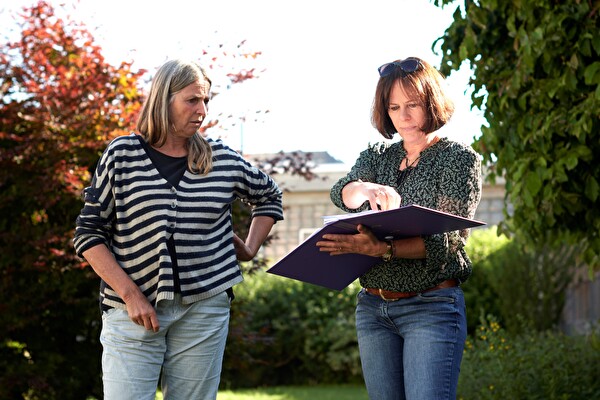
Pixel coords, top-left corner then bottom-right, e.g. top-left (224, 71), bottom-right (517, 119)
top-left (266, 204), bottom-right (486, 290)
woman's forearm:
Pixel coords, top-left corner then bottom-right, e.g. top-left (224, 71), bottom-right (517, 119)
top-left (245, 216), bottom-right (276, 257)
top-left (82, 244), bottom-right (143, 303)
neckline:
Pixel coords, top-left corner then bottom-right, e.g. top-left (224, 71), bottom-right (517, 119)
top-left (148, 146), bottom-right (187, 161)
top-left (398, 137), bottom-right (444, 171)
top-left (134, 133), bottom-right (188, 160)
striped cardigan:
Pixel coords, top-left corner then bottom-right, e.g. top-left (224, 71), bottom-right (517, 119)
top-left (73, 133), bottom-right (283, 310)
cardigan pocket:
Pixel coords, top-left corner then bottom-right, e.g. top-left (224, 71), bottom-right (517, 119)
top-left (83, 186), bottom-right (100, 203)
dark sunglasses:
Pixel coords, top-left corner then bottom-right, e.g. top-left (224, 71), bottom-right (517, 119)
top-left (378, 58), bottom-right (422, 77)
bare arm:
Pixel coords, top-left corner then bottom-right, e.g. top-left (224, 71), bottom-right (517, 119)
top-left (82, 244), bottom-right (159, 332)
top-left (233, 216), bottom-right (276, 261)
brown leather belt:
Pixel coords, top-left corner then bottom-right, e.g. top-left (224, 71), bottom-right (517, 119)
top-left (365, 279), bottom-right (458, 301)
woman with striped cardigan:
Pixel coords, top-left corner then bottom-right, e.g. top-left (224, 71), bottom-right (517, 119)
top-left (74, 59), bottom-right (283, 400)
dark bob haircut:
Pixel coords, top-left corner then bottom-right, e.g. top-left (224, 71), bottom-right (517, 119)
top-left (371, 57), bottom-right (455, 139)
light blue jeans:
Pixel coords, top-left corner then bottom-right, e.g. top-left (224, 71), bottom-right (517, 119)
top-left (100, 292), bottom-right (230, 400)
top-left (355, 286), bottom-right (467, 400)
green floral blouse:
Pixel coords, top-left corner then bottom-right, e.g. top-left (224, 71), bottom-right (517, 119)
top-left (330, 137), bottom-right (482, 292)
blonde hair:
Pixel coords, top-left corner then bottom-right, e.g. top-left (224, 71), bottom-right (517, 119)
top-left (137, 59), bottom-right (213, 175)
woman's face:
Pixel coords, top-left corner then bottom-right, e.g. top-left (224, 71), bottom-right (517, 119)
top-left (387, 81), bottom-right (426, 138)
top-left (169, 79), bottom-right (210, 137)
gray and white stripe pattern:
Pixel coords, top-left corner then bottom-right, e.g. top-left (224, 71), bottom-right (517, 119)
top-left (74, 133), bottom-right (283, 310)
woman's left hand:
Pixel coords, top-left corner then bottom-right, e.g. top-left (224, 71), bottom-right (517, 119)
top-left (315, 224), bottom-right (387, 257)
top-left (232, 216), bottom-right (276, 262)
top-left (233, 233), bottom-right (255, 261)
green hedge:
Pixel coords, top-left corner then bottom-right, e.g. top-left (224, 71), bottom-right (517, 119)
top-left (463, 226), bottom-right (579, 334)
top-left (462, 226), bottom-right (510, 333)
top-left (458, 316), bottom-right (600, 399)
top-left (221, 272), bottom-right (363, 388)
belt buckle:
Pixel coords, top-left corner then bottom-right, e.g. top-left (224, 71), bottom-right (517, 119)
top-left (378, 289), bottom-right (400, 302)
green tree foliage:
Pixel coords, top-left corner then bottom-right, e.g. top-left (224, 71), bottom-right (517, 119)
top-left (433, 0), bottom-right (600, 267)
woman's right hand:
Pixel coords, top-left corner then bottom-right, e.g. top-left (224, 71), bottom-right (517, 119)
top-left (123, 290), bottom-right (160, 332)
top-left (82, 244), bottom-right (160, 332)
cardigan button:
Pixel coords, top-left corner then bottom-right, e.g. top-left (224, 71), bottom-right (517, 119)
top-left (171, 202), bottom-right (176, 209)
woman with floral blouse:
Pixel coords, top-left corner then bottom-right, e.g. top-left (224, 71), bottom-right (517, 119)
top-left (316, 57), bottom-right (482, 400)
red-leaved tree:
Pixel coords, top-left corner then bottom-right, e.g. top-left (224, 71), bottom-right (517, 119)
top-left (0, 2), bottom-right (146, 398)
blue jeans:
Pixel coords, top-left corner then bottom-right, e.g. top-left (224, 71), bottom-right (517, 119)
top-left (100, 292), bottom-right (230, 400)
top-left (355, 286), bottom-right (467, 400)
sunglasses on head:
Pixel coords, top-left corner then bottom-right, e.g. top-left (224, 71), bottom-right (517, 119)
top-left (378, 58), bottom-right (422, 77)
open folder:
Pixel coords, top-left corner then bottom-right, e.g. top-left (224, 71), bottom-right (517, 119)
top-left (266, 204), bottom-right (486, 291)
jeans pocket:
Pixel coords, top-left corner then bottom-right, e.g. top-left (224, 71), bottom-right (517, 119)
top-left (101, 307), bottom-right (122, 321)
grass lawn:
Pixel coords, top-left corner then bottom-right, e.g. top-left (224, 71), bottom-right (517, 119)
top-left (155, 385), bottom-right (368, 399)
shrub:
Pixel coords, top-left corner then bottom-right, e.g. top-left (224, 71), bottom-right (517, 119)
top-left (221, 272), bottom-right (363, 389)
top-left (487, 238), bottom-right (580, 334)
top-left (463, 226), bottom-right (510, 333)
top-left (464, 226), bottom-right (580, 334)
top-left (458, 316), bottom-right (600, 399)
